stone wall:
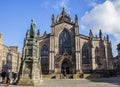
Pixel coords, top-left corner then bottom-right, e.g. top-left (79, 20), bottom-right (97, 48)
top-left (0, 34), bottom-right (21, 73)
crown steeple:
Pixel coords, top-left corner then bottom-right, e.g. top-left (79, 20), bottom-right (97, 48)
top-left (56, 7), bottom-right (71, 23)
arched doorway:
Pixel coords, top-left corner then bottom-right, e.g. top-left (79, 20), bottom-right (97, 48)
top-left (61, 59), bottom-right (72, 74)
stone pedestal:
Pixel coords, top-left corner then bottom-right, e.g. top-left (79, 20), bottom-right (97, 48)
top-left (32, 61), bottom-right (43, 86)
top-left (56, 74), bottom-right (61, 79)
top-left (17, 20), bottom-right (43, 86)
top-left (17, 61), bottom-right (43, 86)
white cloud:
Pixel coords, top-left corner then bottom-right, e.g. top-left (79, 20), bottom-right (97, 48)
top-left (53, 0), bottom-right (69, 8)
top-left (89, 2), bottom-right (98, 7)
top-left (86, 0), bottom-right (98, 7)
top-left (80, 0), bottom-right (120, 56)
top-left (41, 0), bottom-right (71, 14)
top-left (85, 0), bottom-right (104, 7)
top-left (53, 0), bottom-right (71, 13)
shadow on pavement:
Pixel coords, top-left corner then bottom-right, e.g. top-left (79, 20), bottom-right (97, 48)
top-left (87, 77), bottom-right (120, 86)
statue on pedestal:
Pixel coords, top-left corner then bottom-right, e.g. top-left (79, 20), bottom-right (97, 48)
top-left (17, 19), bottom-right (42, 86)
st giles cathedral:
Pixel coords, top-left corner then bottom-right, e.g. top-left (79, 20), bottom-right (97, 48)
top-left (21, 8), bottom-right (114, 78)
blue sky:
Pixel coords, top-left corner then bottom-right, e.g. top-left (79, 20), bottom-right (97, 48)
top-left (0, 0), bottom-right (119, 57)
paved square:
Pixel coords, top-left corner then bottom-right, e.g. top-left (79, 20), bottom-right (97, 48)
top-left (0, 77), bottom-right (120, 87)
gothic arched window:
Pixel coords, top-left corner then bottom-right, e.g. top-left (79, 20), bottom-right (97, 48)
top-left (82, 44), bottom-right (90, 64)
top-left (40, 45), bottom-right (49, 74)
top-left (59, 29), bottom-right (72, 54)
top-left (41, 45), bottom-right (49, 57)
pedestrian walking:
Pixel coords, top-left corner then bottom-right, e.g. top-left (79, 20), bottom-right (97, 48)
top-left (1, 72), bottom-right (6, 83)
top-left (6, 70), bottom-right (10, 86)
top-left (63, 69), bottom-right (66, 79)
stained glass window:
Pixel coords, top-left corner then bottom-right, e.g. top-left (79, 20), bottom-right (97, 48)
top-left (82, 44), bottom-right (90, 64)
top-left (41, 45), bottom-right (49, 57)
top-left (59, 29), bottom-right (72, 54)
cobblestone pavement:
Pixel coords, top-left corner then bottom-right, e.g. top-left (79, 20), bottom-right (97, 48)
top-left (0, 77), bottom-right (120, 87)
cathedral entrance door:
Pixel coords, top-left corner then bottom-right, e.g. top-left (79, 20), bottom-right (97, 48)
top-left (61, 62), bottom-right (69, 74)
top-left (61, 59), bottom-right (72, 74)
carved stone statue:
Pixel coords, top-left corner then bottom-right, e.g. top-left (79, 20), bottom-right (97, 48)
top-left (17, 19), bottom-right (42, 86)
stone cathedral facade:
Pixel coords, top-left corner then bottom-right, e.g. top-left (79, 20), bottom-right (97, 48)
top-left (23, 8), bottom-right (114, 77)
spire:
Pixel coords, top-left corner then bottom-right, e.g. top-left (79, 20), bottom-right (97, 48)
top-left (62, 6), bottom-right (65, 15)
top-left (37, 29), bottom-right (40, 36)
top-left (75, 15), bottom-right (79, 35)
top-left (89, 29), bottom-right (93, 38)
top-left (103, 36), bottom-right (105, 40)
top-left (26, 29), bottom-right (29, 38)
top-left (43, 31), bottom-right (47, 36)
top-left (107, 34), bottom-right (109, 41)
top-left (51, 14), bottom-right (55, 26)
top-left (99, 29), bottom-right (102, 39)
top-left (75, 15), bottom-right (78, 26)
top-left (26, 29), bottom-right (29, 35)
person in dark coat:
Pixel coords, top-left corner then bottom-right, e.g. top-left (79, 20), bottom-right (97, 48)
top-left (63, 69), bottom-right (66, 79)
top-left (6, 71), bottom-right (10, 86)
top-left (1, 72), bottom-right (6, 83)
top-left (12, 72), bottom-right (17, 84)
